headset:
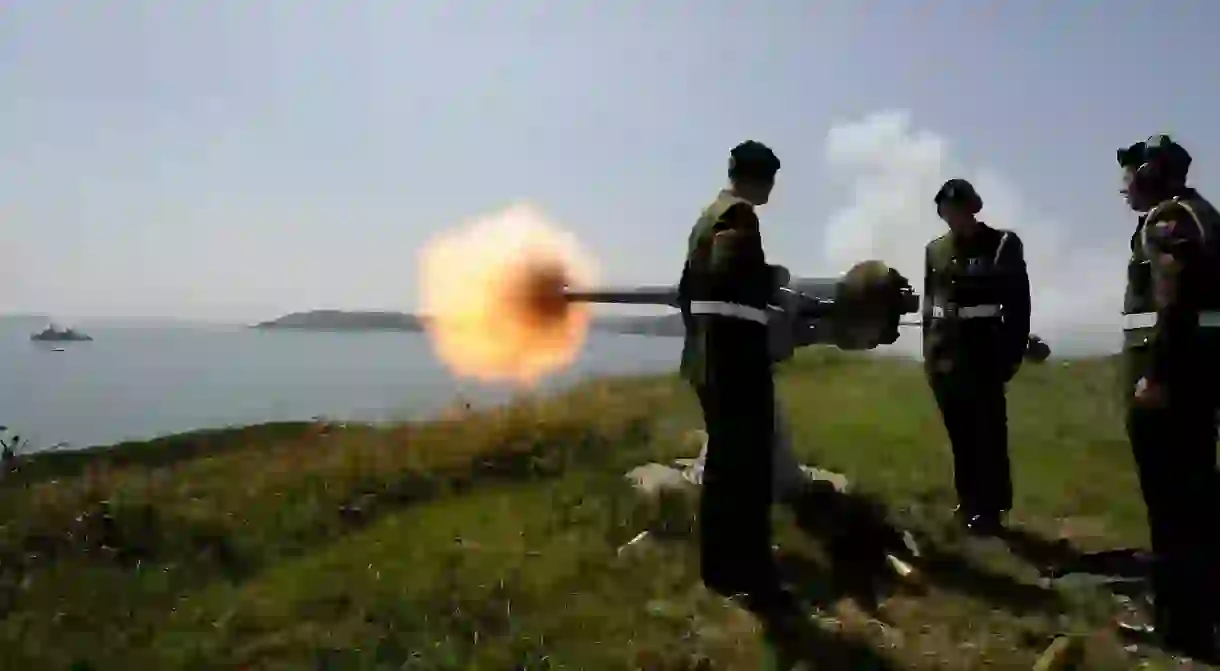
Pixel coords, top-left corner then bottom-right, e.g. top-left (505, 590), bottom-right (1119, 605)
top-left (1121, 134), bottom-right (1192, 191)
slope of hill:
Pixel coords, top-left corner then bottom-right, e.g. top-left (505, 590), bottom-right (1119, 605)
top-left (0, 350), bottom-right (1172, 669)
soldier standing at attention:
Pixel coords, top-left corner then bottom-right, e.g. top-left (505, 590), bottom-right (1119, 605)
top-left (677, 140), bottom-right (797, 618)
top-left (1115, 135), bottom-right (1220, 661)
top-left (922, 179), bottom-right (1031, 536)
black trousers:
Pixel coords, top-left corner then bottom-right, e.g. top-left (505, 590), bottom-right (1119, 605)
top-left (693, 377), bottom-right (781, 599)
top-left (1128, 399), bottom-right (1220, 637)
top-left (928, 370), bottom-right (1013, 515)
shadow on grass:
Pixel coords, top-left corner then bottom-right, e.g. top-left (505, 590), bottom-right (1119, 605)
top-left (782, 484), bottom-right (1067, 619)
top-left (915, 538), bottom-right (1066, 616)
top-left (1000, 526), bottom-right (1150, 580)
top-left (1000, 526), bottom-right (1088, 575)
top-left (761, 611), bottom-right (904, 671)
top-left (785, 483), bottom-right (906, 613)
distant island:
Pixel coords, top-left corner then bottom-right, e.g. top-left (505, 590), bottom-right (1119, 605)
top-left (252, 309), bottom-right (685, 336)
top-left (252, 310), bottom-right (426, 332)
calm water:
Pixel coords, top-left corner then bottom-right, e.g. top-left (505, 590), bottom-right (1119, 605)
top-left (0, 322), bottom-right (680, 450)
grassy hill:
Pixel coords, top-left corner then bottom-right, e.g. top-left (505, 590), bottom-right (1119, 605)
top-left (0, 349), bottom-right (1188, 669)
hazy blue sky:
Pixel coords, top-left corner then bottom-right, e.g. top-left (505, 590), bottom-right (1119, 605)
top-left (3, 2), bottom-right (1218, 350)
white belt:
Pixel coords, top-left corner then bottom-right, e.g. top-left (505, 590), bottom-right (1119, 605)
top-left (1122, 311), bottom-right (1220, 331)
top-left (688, 301), bottom-right (770, 324)
top-left (930, 304), bottom-right (1002, 319)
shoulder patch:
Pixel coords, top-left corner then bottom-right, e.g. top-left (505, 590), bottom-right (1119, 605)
top-left (1148, 199), bottom-right (1193, 224)
top-left (1163, 201), bottom-right (1205, 242)
top-left (1142, 199), bottom-right (1206, 252)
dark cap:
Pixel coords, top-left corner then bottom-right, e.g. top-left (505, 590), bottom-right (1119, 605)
top-left (934, 178), bottom-right (983, 213)
top-left (729, 140), bottom-right (781, 179)
top-left (1118, 134), bottom-right (1192, 179)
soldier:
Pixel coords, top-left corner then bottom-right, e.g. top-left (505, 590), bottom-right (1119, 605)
top-left (676, 140), bottom-right (796, 618)
top-left (922, 178), bottom-right (1031, 535)
top-left (1115, 135), bottom-right (1220, 660)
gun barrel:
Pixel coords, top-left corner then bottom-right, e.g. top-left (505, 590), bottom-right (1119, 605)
top-left (564, 285), bottom-right (920, 315)
top-left (563, 286), bottom-right (680, 307)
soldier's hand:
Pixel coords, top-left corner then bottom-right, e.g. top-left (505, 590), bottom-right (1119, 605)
top-left (1133, 377), bottom-right (1167, 407)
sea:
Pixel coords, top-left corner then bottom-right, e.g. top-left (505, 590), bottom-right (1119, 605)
top-left (0, 320), bottom-right (681, 451)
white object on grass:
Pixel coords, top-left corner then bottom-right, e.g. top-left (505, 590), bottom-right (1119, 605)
top-left (680, 403), bottom-right (848, 499)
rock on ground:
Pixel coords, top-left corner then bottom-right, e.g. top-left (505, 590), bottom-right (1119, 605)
top-left (625, 424), bottom-right (850, 501)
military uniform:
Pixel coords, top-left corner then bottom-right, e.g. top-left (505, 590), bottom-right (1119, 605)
top-left (923, 223), bottom-right (1030, 524)
top-left (678, 188), bottom-right (785, 606)
top-left (1122, 188), bottom-right (1220, 646)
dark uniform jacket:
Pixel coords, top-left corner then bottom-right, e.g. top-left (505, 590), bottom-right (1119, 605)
top-left (1124, 190), bottom-right (1220, 393)
top-left (678, 190), bottom-right (776, 387)
top-left (922, 223), bottom-right (1031, 377)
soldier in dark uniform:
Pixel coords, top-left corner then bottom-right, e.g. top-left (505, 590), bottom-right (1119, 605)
top-left (922, 179), bottom-right (1031, 535)
top-left (1114, 135), bottom-right (1220, 660)
top-left (677, 140), bottom-right (796, 617)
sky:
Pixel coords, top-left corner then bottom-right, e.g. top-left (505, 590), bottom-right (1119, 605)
top-left (3, 2), bottom-right (1220, 354)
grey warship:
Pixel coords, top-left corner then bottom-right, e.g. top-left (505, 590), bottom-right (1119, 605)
top-left (30, 323), bottom-right (93, 342)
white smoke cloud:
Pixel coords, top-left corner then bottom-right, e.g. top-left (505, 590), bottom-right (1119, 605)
top-left (818, 111), bottom-right (1128, 356)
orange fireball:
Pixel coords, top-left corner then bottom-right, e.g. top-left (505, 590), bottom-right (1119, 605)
top-left (416, 203), bottom-right (598, 386)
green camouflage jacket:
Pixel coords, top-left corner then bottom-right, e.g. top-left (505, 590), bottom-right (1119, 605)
top-left (1123, 190), bottom-right (1220, 396)
top-left (678, 190), bottom-right (775, 386)
top-left (922, 223), bottom-right (1030, 377)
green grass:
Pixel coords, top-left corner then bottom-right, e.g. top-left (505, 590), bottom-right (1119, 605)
top-left (0, 349), bottom-right (1188, 669)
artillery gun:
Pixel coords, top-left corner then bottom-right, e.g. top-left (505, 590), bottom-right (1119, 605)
top-left (564, 260), bottom-right (923, 359)
top-left (565, 260), bottom-right (1055, 362)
